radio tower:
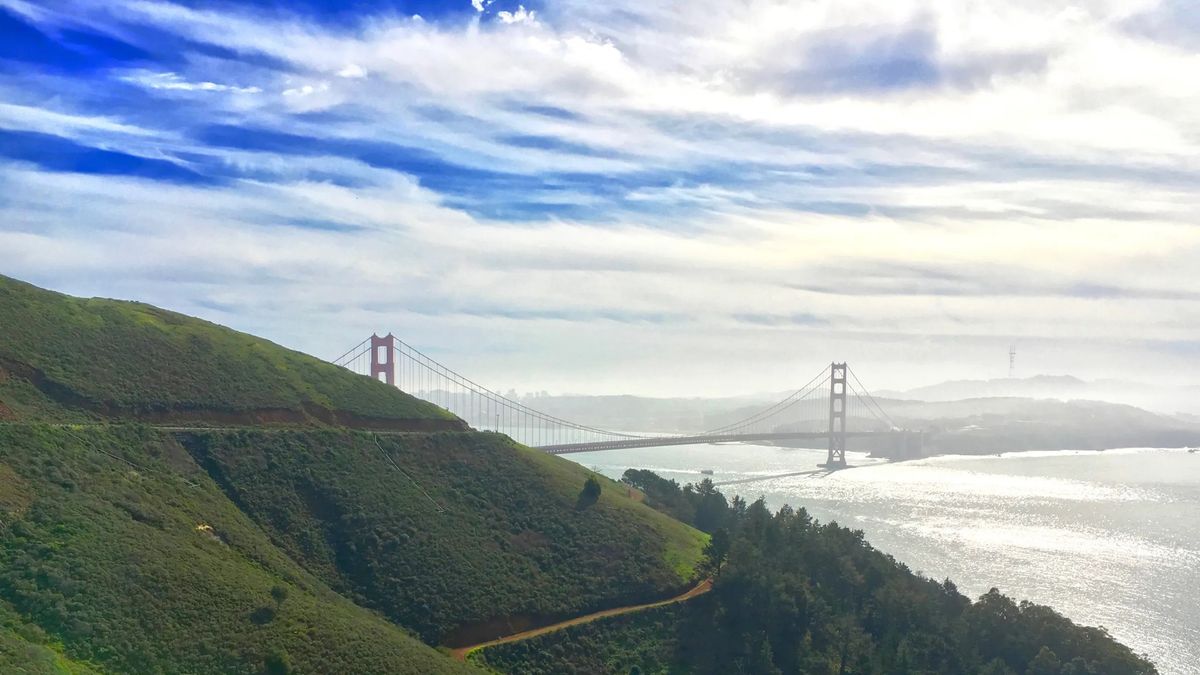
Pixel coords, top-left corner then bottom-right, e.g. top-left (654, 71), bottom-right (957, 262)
top-left (1008, 344), bottom-right (1017, 379)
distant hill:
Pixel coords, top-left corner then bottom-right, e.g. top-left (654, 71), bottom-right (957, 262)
top-left (0, 274), bottom-right (460, 430)
top-left (881, 374), bottom-right (1089, 401)
top-left (879, 374), bottom-right (1199, 416)
top-left (0, 276), bottom-right (706, 674)
top-left (877, 396), bottom-right (1200, 454)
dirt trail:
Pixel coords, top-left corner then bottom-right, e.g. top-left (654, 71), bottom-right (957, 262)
top-left (451, 578), bottom-right (712, 662)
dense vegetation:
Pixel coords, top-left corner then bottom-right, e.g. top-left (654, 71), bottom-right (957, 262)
top-left (472, 604), bottom-right (683, 674)
top-left (1, 598), bottom-right (101, 675)
top-left (0, 274), bottom-right (457, 428)
top-left (0, 425), bottom-right (474, 674)
top-left (477, 473), bottom-right (1158, 675)
top-left (183, 429), bottom-right (706, 644)
top-left (622, 470), bottom-right (731, 534)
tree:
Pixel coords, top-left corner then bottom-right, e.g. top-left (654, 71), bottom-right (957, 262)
top-left (262, 649), bottom-right (293, 675)
top-left (704, 527), bottom-right (731, 577)
top-left (693, 478), bottom-right (730, 533)
top-left (1027, 646), bottom-right (1062, 675)
top-left (577, 474), bottom-right (602, 509)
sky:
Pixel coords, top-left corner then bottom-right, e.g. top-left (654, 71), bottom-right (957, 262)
top-left (1, 0), bottom-right (1198, 397)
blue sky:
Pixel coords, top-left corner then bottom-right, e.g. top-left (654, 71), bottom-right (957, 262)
top-left (1, 0), bottom-right (1198, 398)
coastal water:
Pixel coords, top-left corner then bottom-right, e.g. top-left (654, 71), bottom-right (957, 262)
top-left (568, 444), bottom-right (1200, 675)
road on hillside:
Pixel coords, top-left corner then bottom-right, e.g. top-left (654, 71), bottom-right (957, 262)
top-left (450, 578), bottom-right (713, 662)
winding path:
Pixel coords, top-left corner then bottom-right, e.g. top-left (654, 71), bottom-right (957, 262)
top-left (450, 578), bottom-right (713, 662)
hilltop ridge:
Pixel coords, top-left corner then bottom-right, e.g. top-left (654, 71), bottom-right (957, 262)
top-left (0, 274), bottom-right (461, 430)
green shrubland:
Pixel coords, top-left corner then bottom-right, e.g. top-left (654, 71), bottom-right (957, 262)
top-left (0, 274), bottom-right (455, 427)
top-left (182, 429), bottom-right (706, 644)
top-left (470, 604), bottom-right (683, 675)
top-left (0, 425), bottom-right (473, 674)
top-left (1, 599), bottom-right (101, 675)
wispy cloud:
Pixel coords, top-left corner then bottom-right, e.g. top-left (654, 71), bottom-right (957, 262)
top-left (1, 0), bottom-right (1198, 394)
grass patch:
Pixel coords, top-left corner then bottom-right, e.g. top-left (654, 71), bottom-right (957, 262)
top-left (0, 274), bottom-right (455, 426)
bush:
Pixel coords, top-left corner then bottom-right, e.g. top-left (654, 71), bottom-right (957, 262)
top-left (577, 475), bottom-right (602, 509)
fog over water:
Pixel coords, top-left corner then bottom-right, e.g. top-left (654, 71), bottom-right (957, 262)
top-left (569, 445), bottom-right (1200, 675)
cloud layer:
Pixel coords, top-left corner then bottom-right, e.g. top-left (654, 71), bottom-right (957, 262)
top-left (1, 0), bottom-right (1198, 396)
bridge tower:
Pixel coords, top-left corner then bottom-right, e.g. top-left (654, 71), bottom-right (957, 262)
top-left (370, 333), bottom-right (395, 385)
top-left (826, 362), bottom-right (847, 468)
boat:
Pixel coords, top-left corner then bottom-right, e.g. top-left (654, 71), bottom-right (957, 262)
top-left (700, 469), bottom-right (714, 475)
top-left (1189, 448), bottom-right (1198, 454)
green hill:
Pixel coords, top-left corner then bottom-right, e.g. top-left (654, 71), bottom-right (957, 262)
top-left (182, 429), bottom-right (705, 645)
top-left (1, 598), bottom-right (102, 675)
top-left (0, 425), bottom-right (473, 674)
top-left (0, 276), bottom-right (707, 673)
top-left (0, 274), bottom-right (459, 429)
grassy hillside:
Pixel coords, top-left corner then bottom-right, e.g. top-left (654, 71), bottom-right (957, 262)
top-left (0, 425), bottom-right (475, 674)
top-left (0, 275), bottom-right (458, 429)
top-left (183, 429), bottom-right (706, 645)
top-left (1, 600), bottom-right (102, 675)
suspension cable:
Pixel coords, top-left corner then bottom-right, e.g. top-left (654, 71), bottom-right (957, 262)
top-left (847, 366), bottom-right (898, 429)
top-left (701, 367), bottom-right (831, 435)
top-left (331, 337), bottom-right (372, 366)
top-left (394, 340), bottom-right (648, 439)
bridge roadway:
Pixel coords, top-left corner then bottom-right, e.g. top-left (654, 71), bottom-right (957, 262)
top-left (538, 430), bottom-right (901, 455)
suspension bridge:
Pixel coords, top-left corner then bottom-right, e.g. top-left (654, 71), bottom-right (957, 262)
top-left (333, 334), bottom-right (921, 469)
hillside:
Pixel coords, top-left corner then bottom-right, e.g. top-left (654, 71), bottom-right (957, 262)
top-left (1, 598), bottom-right (102, 675)
top-left (0, 425), bottom-right (474, 674)
top-left (0, 274), bottom-right (459, 429)
top-left (182, 429), bottom-right (706, 645)
top-left (0, 276), bottom-right (707, 673)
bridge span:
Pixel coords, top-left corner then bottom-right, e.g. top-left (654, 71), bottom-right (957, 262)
top-left (540, 430), bottom-right (920, 456)
top-left (334, 334), bottom-right (915, 468)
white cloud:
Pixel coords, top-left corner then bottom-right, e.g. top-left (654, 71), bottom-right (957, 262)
top-left (282, 82), bottom-right (330, 97)
top-left (0, 102), bottom-right (160, 137)
top-left (497, 5), bottom-right (536, 25)
top-left (123, 71), bottom-right (262, 94)
top-left (337, 63), bottom-right (368, 78)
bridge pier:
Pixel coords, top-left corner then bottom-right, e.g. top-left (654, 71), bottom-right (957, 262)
top-left (824, 363), bottom-right (847, 468)
top-left (370, 333), bottom-right (395, 385)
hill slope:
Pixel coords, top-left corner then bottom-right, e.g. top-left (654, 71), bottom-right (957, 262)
top-left (183, 429), bottom-right (706, 645)
top-left (0, 274), bottom-right (459, 429)
top-left (0, 425), bottom-right (474, 674)
top-left (0, 276), bottom-right (707, 672)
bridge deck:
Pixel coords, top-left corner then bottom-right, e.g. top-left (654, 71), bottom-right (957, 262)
top-left (538, 430), bottom-right (901, 454)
